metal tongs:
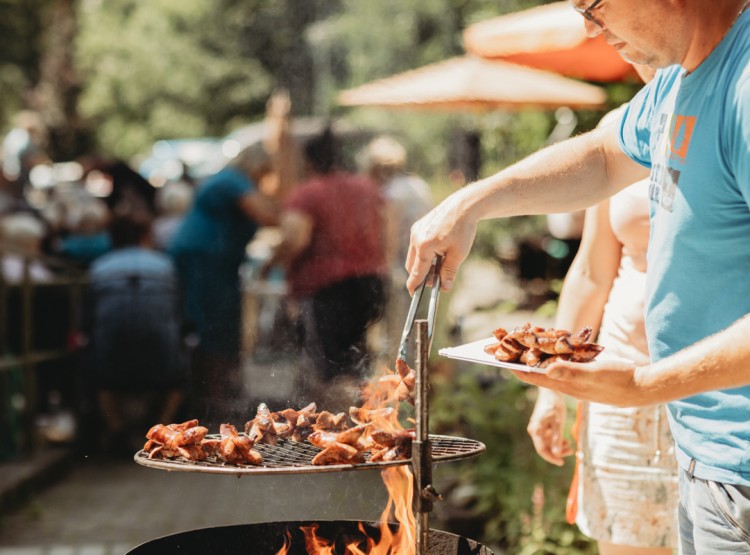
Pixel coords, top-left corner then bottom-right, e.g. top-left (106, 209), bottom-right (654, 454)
top-left (397, 255), bottom-right (443, 363)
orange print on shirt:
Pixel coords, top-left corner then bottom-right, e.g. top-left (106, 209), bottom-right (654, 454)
top-left (669, 115), bottom-right (696, 160)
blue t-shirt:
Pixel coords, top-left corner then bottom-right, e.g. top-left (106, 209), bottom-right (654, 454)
top-left (88, 247), bottom-right (185, 389)
top-left (618, 12), bottom-right (750, 485)
top-left (168, 167), bottom-right (258, 264)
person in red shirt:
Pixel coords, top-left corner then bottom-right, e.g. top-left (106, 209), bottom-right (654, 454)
top-left (266, 127), bottom-right (387, 408)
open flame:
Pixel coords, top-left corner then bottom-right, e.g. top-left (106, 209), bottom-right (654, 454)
top-left (275, 365), bottom-right (417, 554)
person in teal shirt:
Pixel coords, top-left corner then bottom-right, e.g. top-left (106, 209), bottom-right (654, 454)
top-left (169, 143), bottom-right (278, 424)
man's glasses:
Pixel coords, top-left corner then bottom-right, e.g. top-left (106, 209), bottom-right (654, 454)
top-left (571, 0), bottom-right (605, 28)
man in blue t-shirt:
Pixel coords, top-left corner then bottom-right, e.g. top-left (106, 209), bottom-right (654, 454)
top-left (406, 0), bottom-right (750, 552)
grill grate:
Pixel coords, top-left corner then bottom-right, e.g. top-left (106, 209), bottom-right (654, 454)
top-left (134, 434), bottom-right (485, 475)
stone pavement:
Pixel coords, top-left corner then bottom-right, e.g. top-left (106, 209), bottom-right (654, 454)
top-left (0, 452), bottom-right (390, 554)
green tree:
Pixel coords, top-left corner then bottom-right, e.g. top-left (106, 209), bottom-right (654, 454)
top-left (0, 0), bottom-right (92, 161)
top-left (76, 0), bottom-right (274, 158)
top-left (0, 0), bottom-right (45, 129)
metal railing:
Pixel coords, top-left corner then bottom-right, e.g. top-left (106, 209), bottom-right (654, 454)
top-left (0, 243), bottom-right (88, 456)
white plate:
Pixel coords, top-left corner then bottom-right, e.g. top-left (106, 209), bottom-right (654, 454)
top-left (438, 337), bottom-right (547, 374)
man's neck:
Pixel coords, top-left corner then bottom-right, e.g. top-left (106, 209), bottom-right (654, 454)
top-left (682, 0), bottom-right (748, 72)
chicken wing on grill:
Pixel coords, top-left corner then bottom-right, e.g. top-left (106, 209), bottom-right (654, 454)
top-left (369, 428), bottom-right (416, 462)
top-left (244, 403), bottom-right (279, 445)
top-left (143, 420), bottom-right (208, 460)
top-left (201, 423), bottom-right (262, 465)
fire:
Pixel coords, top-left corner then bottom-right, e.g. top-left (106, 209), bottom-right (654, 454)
top-left (274, 466), bottom-right (416, 554)
top-left (275, 365), bottom-right (418, 554)
top-left (370, 465), bottom-right (417, 554)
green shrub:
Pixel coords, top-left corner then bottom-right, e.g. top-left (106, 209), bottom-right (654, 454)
top-left (428, 358), bottom-right (596, 554)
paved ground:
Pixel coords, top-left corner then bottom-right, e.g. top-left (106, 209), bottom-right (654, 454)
top-left (0, 259), bottom-right (547, 554)
top-left (0, 454), bottom-right (389, 554)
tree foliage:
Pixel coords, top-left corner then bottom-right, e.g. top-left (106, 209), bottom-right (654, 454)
top-left (75, 0), bottom-right (277, 158)
top-left (0, 0), bottom-right (45, 123)
top-left (3, 0), bottom-right (633, 166)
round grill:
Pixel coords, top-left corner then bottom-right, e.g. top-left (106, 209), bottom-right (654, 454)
top-left (134, 434), bottom-right (485, 475)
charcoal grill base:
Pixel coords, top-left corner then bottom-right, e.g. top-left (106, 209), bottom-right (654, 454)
top-left (126, 520), bottom-right (493, 554)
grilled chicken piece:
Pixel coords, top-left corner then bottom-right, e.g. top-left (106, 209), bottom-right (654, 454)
top-left (311, 441), bottom-right (364, 465)
top-left (307, 429), bottom-right (340, 449)
top-left (370, 428), bottom-right (415, 448)
top-left (370, 445), bottom-right (408, 462)
top-left (291, 413), bottom-right (316, 442)
top-left (202, 424), bottom-right (262, 465)
top-left (491, 327), bottom-right (509, 341)
top-left (519, 348), bottom-right (543, 367)
top-left (370, 435), bottom-right (414, 461)
top-left (569, 343), bottom-right (605, 362)
top-left (245, 403), bottom-right (278, 445)
top-left (394, 358), bottom-right (416, 405)
top-left (494, 335), bottom-right (525, 362)
top-left (368, 428), bottom-right (415, 462)
top-left (370, 361), bottom-right (417, 406)
top-left (308, 423), bottom-right (372, 452)
top-left (144, 443), bottom-right (207, 461)
top-left (572, 326), bottom-right (593, 343)
top-left (312, 411), bottom-right (348, 432)
top-left (349, 406), bottom-right (395, 425)
top-left (335, 423), bottom-right (371, 447)
top-left (270, 403), bottom-right (319, 441)
top-left (143, 420), bottom-right (208, 460)
top-left (145, 420), bottom-right (208, 450)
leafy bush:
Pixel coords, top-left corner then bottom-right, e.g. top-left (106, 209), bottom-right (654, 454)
top-left (428, 357), bottom-right (596, 554)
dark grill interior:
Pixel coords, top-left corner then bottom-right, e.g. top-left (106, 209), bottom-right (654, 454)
top-left (126, 520), bottom-right (494, 554)
top-left (134, 434), bottom-right (486, 475)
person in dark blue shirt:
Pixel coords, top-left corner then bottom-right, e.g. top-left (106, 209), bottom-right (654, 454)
top-left (168, 143), bottom-right (278, 424)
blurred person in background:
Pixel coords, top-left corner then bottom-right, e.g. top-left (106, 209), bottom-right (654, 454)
top-left (152, 180), bottom-right (194, 251)
top-left (263, 127), bottom-right (386, 412)
top-left (1, 110), bottom-right (50, 195)
top-left (528, 82), bottom-right (679, 553)
top-left (360, 135), bottom-right (433, 356)
top-left (0, 212), bottom-right (55, 283)
top-left (80, 156), bottom-right (158, 215)
top-left (168, 143), bottom-right (278, 423)
top-left (0, 166), bottom-right (37, 215)
top-left (52, 198), bottom-right (112, 267)
top-left (86, 209), bottom-right (186, 456)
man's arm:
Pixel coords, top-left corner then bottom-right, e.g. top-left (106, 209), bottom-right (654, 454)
top-left (514, 313), bottom-right (750, 406)
top-left (405, 123), bottom-right (648, 294)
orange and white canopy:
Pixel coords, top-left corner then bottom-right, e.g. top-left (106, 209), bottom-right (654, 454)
top-left (338, 55), bottom-right (607, 112)
top-left (463, 1), bottom-right (636, 83)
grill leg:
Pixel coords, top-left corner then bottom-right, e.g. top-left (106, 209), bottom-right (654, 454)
top-left (413, 320), bottom-right (432, 555)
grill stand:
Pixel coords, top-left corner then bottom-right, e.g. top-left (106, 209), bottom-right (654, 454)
top-left (132, 316), bottom-right (486, 553)
top-left (413, 319), bottom-right (441, 555)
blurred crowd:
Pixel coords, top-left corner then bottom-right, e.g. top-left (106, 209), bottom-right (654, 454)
top-left (0, 110), bottom-right (434, 457)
